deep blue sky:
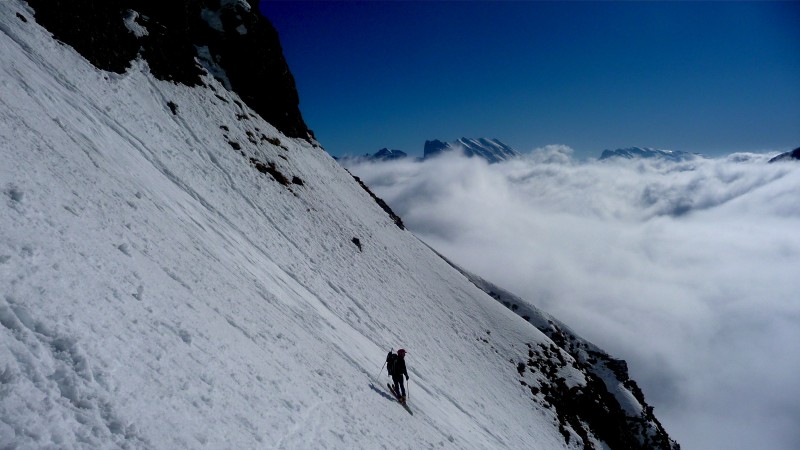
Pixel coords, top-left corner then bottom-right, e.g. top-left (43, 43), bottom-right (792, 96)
top-left (260, 1), bottom-right (800, 159)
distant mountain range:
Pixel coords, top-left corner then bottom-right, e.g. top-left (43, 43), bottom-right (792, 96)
top-left (339, 138), bottom-right (521, 164)
top-left (343, 143), bottom-right (737, 165)
top-left (599, 147), bottom-right (699, 162)
top-left (370, 148), bottom-right (409, 161)
top-left (424, 138), bottom-right (521, 163)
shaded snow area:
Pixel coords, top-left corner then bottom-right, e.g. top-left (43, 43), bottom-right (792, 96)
top-left (194, 45), bottom-right (232, 91)
top-left (0, 4), bottom-right (674, 449)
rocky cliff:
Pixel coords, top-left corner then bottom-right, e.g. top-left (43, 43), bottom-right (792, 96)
top-left (25, 0), bottom-right (312, 141)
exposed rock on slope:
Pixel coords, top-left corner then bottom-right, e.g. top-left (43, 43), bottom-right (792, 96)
top-left (25, 0), bottom-right (312, 141)
top-left (348, 171), bottom-right (406, 230)
top-left (436, 252), bottom-right (679, 450)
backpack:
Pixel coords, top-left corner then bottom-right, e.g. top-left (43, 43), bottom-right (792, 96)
top-left (386, 352), bottom-right (397, 375)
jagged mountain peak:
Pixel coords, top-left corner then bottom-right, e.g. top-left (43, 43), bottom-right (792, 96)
top-left (371, 148), bottom-right (409, 161)
top-left (423, 137), bottom-right (520, 164)
top-left (423, 137), bottom-right (521, 163)
top-left (340, 138), bottom-right (519, 165)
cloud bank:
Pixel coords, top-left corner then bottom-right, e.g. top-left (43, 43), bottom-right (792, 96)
top-left (346, 148), bottom-right (800, 450)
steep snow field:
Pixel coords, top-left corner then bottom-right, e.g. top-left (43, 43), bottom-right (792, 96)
top-left (0, 4), bottom-right (585, 448)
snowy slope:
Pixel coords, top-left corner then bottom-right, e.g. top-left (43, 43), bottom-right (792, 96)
top-left (0, 3), bottom-right (674, 449)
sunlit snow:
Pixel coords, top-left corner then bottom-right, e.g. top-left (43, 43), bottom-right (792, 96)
top-left (0, 4), bottom-right (639, 448)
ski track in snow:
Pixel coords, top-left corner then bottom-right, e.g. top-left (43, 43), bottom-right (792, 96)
top-left (0, 3), bottom-right (653, 449)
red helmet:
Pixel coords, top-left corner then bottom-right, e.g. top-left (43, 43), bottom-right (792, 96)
top-left (397, 349), bottom-right (406, 356)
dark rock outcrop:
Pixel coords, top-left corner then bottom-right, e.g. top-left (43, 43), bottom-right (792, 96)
top-left (25, 0), bottom-right (139, 74)
top-left (768, 147), bottom-right (800, 163)
top-left (371, 148), bottom-right (408, 161)
top-left (423, 139), bottom-right (450, 159)
top-left (347, 171), bottom-right (405, 230)
top-left (25, 0), bottom-right (312, 141)
top-left (435, 254), bottom-right (680, 450)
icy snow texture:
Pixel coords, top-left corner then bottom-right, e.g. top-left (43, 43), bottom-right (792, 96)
top-left (0, 4), bottom-right (610, 448)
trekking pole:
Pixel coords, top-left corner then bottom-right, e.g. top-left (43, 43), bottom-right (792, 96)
top-left (376, 348), bottom-right (392, 379)
top-left (376, 361), bottom-right (386, 379)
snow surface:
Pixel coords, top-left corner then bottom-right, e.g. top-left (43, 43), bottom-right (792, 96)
top-left (0, 4), bottom-right (600, 448)
top-left (195, 45), bottom-right (232, 91)
top-left (122, 10), bottom-right (148, 38)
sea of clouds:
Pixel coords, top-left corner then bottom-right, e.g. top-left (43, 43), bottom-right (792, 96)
top-left (346, 147), bottom-right (800, 450)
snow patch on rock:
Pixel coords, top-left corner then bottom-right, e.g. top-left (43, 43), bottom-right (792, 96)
top-left (122, 10), bottom-right (148, 38)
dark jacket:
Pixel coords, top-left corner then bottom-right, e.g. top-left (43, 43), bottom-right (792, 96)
top-left (391, 356), bottom-right (407, 381)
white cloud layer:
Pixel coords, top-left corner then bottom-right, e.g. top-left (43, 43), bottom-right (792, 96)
top-left (346, 149), bottom-right (800, 450)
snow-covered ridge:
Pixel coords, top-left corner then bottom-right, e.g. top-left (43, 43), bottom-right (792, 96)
top-left (599, 147), bottom-right (699, 162)
top-left (425, 137), bottom-right (521, 163)
top-left (339, 138), bottom-right (520, 165)
top-left (1, 2), bottom-right (676, 448)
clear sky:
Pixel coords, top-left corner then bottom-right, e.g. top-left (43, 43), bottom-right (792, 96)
top-left (260, 1), bottom-right (800, 159)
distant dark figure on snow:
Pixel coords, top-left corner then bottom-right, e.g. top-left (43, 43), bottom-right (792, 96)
top-left (389, 349), bottom-right (409, 402)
